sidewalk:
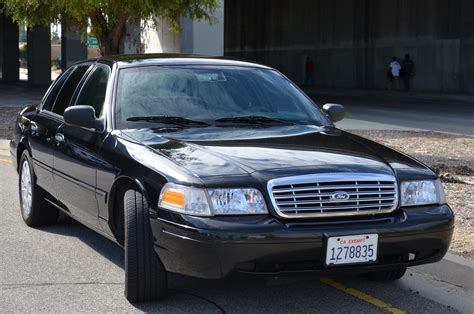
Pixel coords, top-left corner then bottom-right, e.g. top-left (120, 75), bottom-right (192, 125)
top-left (0, 83), bottom-right (47, 107)
top-left (301, 86), bottom-right (474, 105)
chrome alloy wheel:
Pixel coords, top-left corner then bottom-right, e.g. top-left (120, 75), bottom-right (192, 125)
top-left (20, 160), bottom-right (32, 218)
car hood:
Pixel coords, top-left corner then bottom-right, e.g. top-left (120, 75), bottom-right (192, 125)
top-left (121, 125), bottom-right (432, 183)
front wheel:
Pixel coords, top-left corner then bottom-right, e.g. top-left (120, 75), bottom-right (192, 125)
top-left (19, 151), bottom-right (58, 227)
top-left (365, 267), bottom-right (407, 281)
top-left (124, 189), bottom-right (167, 302)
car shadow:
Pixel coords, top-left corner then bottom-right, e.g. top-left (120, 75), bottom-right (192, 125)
top-left (35, 217), bottom-right (282, 311)
top-left (37, 215), bottom-right (385, 313)
top-left (38, 215), bottom-right (125, 270)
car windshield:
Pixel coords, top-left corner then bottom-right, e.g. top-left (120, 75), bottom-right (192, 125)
top-left (114, 65), bottom-right (331, 129)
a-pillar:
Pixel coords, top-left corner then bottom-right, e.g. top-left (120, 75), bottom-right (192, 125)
top-left (27, 25), bottom-right (51, 86)
top-left (0, 12), bottom-right (19, 82)
top-left (61, 21), bottom-right (87, 70)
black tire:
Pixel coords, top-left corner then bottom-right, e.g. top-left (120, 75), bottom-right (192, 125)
top-left (124, 189), bottom-right (167, 302)
top-left (18, 151), bottom-right (59, 227)
top-left (365, 267), bottom-right (407, 281)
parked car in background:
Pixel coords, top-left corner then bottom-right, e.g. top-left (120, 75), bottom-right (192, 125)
top-left (10, 55), bottom-right (453, 303)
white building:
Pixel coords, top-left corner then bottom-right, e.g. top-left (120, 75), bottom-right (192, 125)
top-left (123, 2), bottom-right (224, 56)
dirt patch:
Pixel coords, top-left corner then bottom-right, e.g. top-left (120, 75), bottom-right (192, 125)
top-left (351, 130), bottom-right (474, 259)
top-left (0, 107), bottom-right (21, 139)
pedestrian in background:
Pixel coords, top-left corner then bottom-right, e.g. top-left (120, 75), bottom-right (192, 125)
top-left (389, 57), bottom-right (401, 90)
top-left (401, 54), bottom-right (415, 91)
top-left (304, 57), bottom-right (315, 86)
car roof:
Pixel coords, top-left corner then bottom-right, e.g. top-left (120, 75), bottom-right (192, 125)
top-left (94, 53), bottom-right (271, 69)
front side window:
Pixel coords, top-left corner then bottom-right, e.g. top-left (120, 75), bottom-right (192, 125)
top-left (115, 66), bottom-right (331, 129)
top-left (75, 66), bottom-right (110, 117)
top-left (51, 65), bottom-right (90, 116)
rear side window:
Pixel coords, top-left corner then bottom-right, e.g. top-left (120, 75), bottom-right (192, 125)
top-left (51, 65), bottom-right (89, 116)
top-left (74, 66), bottom-right (110, 117)
top-left (41, 67), bottom-right (74, 111)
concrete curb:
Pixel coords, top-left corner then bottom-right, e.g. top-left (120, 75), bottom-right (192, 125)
top-left (414, 253), bottom-right (474, 291)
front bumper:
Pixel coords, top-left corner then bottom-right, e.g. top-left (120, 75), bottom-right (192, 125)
top-left (150, 205), bottom-right (454, 279)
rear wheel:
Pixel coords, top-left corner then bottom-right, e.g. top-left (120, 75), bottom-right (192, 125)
top-left (365, 267), bottom-right (407, 281)
top-left (19, 151), bottom-right (59, 227)
top-left (124, 189), bottom-right (167, 302)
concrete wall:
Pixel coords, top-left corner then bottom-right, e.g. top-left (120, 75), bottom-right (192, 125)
top-left (143, 1), bottom-right (224, 56)
top-left (181, 1), bottom-right (224, 56)
top-left (224, 0), bottom-right (474, 94)
top-left (143, 18), bottom-right (181, 53)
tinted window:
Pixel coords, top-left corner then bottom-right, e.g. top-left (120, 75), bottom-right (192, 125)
top-left (115, 66), bottom-right (331, 129)
top-left (51, 65), bottom-right (89, 115)
top-left (41, 67), bottom-right (74, 111)
top-left (75, 66), bottom-right (110, 117)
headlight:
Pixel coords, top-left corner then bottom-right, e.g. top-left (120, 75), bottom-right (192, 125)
top-left (400, 179), bottom-right (446, 207)
top-left (158, 183), bottom-right (268, 216)
top-left (208, 188), bottom-right (268, 215)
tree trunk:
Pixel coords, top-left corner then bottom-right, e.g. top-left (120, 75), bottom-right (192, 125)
top-left (91, 12), bottom-right (128, 56)
top-left (98, 33), bottom-right (122, 56)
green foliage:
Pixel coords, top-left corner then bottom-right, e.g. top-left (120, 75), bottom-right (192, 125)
top-left (2, 0), bottom-right (219, 54)
top-left (2, 0), bottom-right (218, 29)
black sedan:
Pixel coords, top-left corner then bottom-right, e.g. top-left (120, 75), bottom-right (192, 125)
top-left (10, 54), bottom-right (453, 303)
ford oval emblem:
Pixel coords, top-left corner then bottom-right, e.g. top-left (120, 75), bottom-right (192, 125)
top-left (330, 191), bottom-right (350, 201)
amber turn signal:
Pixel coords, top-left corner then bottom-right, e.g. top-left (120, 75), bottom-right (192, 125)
top-left (161, 190), bottom-right (185, 207)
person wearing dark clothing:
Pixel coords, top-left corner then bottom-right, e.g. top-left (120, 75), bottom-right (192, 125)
top-left (401, 54), bottom-right (415, 91)
top-left (304, 57), bottom-right (315, 86)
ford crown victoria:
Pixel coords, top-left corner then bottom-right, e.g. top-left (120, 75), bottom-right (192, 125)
top-left (10, 55), bottom-right (453, 302)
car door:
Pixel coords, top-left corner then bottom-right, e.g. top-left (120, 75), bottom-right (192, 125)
top-left (52, 64), bottom-right (111, 229)
top-left (28, 66), bottom-right (89, 194)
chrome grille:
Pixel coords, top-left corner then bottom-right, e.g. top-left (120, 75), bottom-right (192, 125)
top-left (267, 173), bottom-right (398, 218)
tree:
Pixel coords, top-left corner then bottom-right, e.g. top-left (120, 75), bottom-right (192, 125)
top-left (1, 0), bottom-right (219, 56)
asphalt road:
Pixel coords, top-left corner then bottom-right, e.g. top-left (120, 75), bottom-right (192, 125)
top-left (1, 157), bottom-right (472, 313)
top-left (310, 95), bottom-right (474, 136)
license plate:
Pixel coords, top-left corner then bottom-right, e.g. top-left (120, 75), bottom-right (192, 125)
top-left (326, 234), bottom-right (378, 266)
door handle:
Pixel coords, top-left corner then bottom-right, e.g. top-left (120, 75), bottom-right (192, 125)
top-left (55, 133), bottom-right (65, 143)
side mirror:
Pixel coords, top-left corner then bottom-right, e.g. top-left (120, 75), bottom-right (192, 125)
top-left (322, 103), bottom-right (345, 122)
top-left (64, 105), bottom-right (104, 131)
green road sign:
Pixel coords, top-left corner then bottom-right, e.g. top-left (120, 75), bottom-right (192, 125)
top-left (88, 37), bottom-right (99, 48)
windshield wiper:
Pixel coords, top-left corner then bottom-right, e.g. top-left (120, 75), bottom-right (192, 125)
top-left (126, 115), bottom-right (209, 127)
top-left (214, 115), bottom-right (295, 125)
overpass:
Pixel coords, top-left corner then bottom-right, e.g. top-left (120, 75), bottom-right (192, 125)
top-left (224, 0), bottom-right (474, 95)
top-left (3, 0), bottom-right (473, 95)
